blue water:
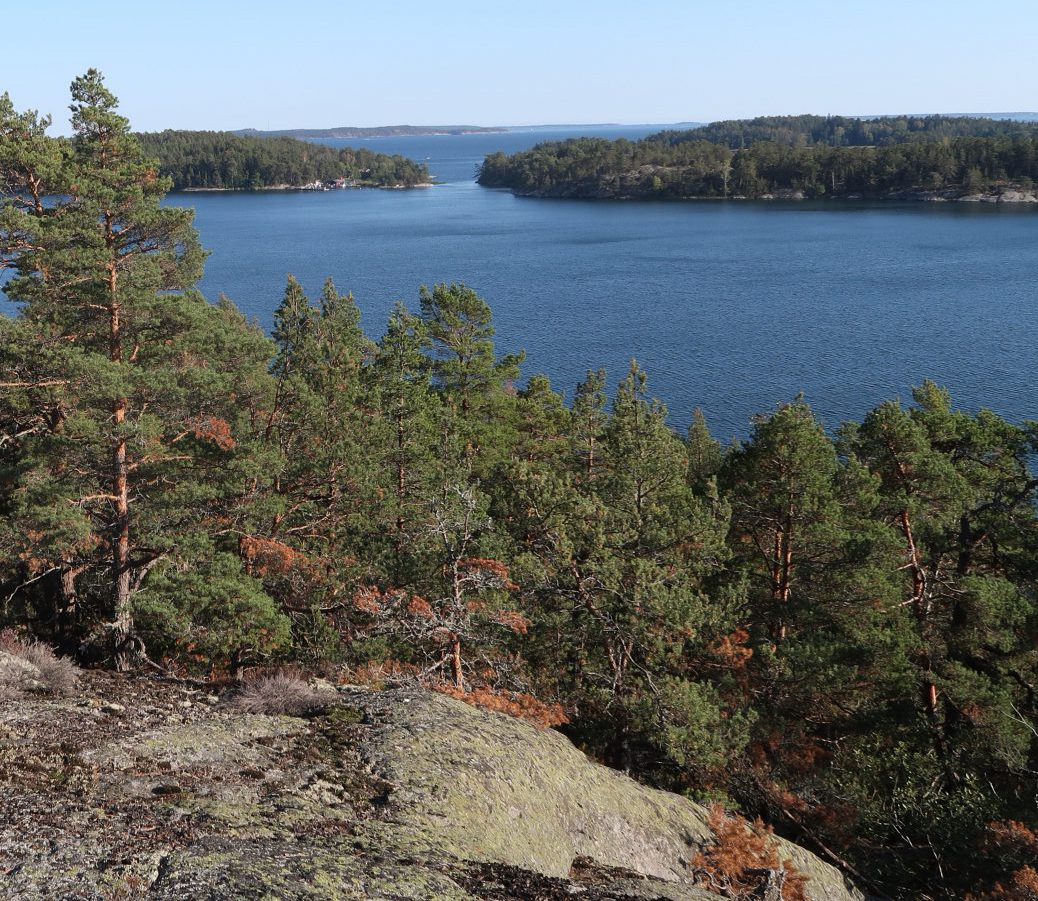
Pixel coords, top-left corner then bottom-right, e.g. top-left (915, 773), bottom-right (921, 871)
top-left (310, 126), bottom-right (665, 185)
top-left (7, 128), bottom-right (1037, 438)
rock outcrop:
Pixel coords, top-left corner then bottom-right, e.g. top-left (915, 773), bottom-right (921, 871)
top-left (887, 185), bottom-right (1038, 203)
top-left (0, 672), bottom-right (863, 900)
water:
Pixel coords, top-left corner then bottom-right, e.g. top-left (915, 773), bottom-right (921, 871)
top-left (7, 128), bottom-right (1038, 438)
top-left (309, 126), bottom-right (665, 185)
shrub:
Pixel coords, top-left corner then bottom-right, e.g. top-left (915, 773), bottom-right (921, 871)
top-left (434, 684), bottom-right (569, 730)
top-left (134, 552), bottom-right (292, 676)
top-left (0, 630), bottom-right (79, 697)
top-left (971, 821), bottom-right (1038, 899)
top-left (977, 866), bottom-right (1038, 900)
top-left (231, 671), bottom-right (336, 716)
top-left (692, 803), bottom-right (809, 901)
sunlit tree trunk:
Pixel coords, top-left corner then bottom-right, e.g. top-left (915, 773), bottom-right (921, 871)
top-left (106, 237), bottom-right (134, 669)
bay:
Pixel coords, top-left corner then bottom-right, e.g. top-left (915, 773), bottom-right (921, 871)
top-left (19, 127), bottom-right (1038, 438)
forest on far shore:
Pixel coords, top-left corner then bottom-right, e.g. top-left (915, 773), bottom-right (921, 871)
top-left (137, 129), bottom-right (430, 189)
top-left (653, 113), bottom-right (1038, 149)
top-left (3, 76), bottom-right (1038, 901)
top-left (478, 114), bottom-right (1038, 199)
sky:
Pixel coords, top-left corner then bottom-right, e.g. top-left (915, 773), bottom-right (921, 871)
top-left (4, 0), bottom-right (1036, 132)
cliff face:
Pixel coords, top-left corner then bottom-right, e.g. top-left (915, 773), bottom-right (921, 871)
top-left (1, 672), bottom-right (862, 900)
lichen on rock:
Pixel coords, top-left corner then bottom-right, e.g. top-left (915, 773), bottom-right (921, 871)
top-left (0, 673), bottom-right (862, 900)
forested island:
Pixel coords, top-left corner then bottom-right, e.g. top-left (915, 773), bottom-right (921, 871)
top-left (138, 129), bottom-right (431, 190)
top-left (3, 75), bottom-right (1038, 900)
top-left (478, 114), bottom-right (1038, 200)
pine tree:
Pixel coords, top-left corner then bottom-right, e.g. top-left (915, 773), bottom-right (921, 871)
top-left (686, 407), bottom-right (723, 493)
top-left (839, 384), bottom-right (1038, 893)
top-left (565, 362), bottom-right (737, 773)
top-left (367, 303), bottom-right (439, 583)
top-left (0, 72), bottom-right (284, 669)
top-left (721, 400), bottom-right (846, 643)
top-left (571, 368), bottom-right (608, 484)
top-left (418, 282), bottom-right (523, 469)
top-left (236, 275), bottom-right (383, 658)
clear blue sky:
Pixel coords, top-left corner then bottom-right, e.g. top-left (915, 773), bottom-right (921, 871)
top-left (4, 0), bottom-right (1035, 132)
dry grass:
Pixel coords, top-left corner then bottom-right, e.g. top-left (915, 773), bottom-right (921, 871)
top-left (231, 671), bottom-right (337, 716)
top-left (0, 630), bottom-right (79, 698)
top-left (347, 659), bottom-right (421, 690)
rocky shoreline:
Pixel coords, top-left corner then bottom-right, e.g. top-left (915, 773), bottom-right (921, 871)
top-left (758, 186), bottom-right (1038, 203)
top-left (497, 177), bottom-right (1038, 203)
top-left (179, 182), bottom-right (436, 193)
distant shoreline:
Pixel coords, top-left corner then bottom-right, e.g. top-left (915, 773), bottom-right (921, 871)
top-left (178, 182), bottom-right (436, 193)
top-left (492, 184), bottom-right (1038, 204)
top-left (234, 126), bottom-right (507, 140)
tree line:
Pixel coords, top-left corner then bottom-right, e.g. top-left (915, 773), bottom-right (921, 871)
top-left (137, 129), bottom-right (430, 189)
top-left (3, 74), bottom-right (1038, 900)
top-left (478, 133), bottom-right (1038, 199)
top-left (652, 114), bottom-right (1038, 150)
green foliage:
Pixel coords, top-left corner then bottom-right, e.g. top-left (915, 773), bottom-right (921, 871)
top-left (135, 552), bottom-right (291, 672)
top-left (0, 70), bottom-right (261, 666)
top-left (828, 738), bottom-right (1004, 892)
top-left (478, 125), bottom-right (1038, 199)
top-left (2, 77), bottom-right (1037, 900)
top-left (137, 129), bottom-right (429, 189)
top-left (653, 113), bottom-right (1038, 149)
top-left (653, 677), bottom-right (755, 772)
top-left (686, 408), bottom-right (723, 493)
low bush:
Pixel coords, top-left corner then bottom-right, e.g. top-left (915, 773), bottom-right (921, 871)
top-left (0, 630), bottom-right (79, 697)
top-left (692, 804), bottom-right (809, 901)
top-left (231, 670), bottom-right (337, 716)
top-left (434, 684), bottom-right (569, 730)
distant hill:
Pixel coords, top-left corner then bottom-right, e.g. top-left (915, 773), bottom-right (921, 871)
top-left (234, 123), bottom-right (708, 139)
top-left (896, 112), bottom-right (1038, 122)
top-left (954, 111), bottom-right (1038, 122)
top-left (235, 125), bottom-right (507, 139)
top-left (231, 116), bottom-right (1038, 143)
top-left (503, 122), bottom-right (705, 133)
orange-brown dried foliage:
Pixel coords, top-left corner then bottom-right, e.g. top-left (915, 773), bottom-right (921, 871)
top-left (710, 629), bottom-right (753, 669)
top-left (352, 585), bottom-right (386, 616)
top-left (407, 595), bottom-right (435, 619)
top-left (349, 659), bottom-right (421, 689)
top-left (691, 804), bottom-right (809, 901)
top-left (987, 821), bottom-right (1038, 856)
top-left (459, 557), bottom-right (519, 590)
top-left (240, 536), bottom-right (310, 578)
top-left (188, 415), bottom-right (236, 450)
top-left (489, 609), bottom-right (530, 635)
top-left (970, 822), bottom-right (1038, 900)
top-left (434, 684), bottom-right (569, 729)
top-left (974, 866), bottom-right (1038, 900)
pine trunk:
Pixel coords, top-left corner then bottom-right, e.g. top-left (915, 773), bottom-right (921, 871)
top-left (449, 635), bottom-right (463, 689)
top-left (112, 420), bottom-right (133, 669)
top-left (395, 403), bottom-right (406, 539)
top-left (898, 509), bottom-right (945, 764)
top-left (108, 258), bottom-right (135, 671)
top-left (771, 526), bottom-right (792, 642)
